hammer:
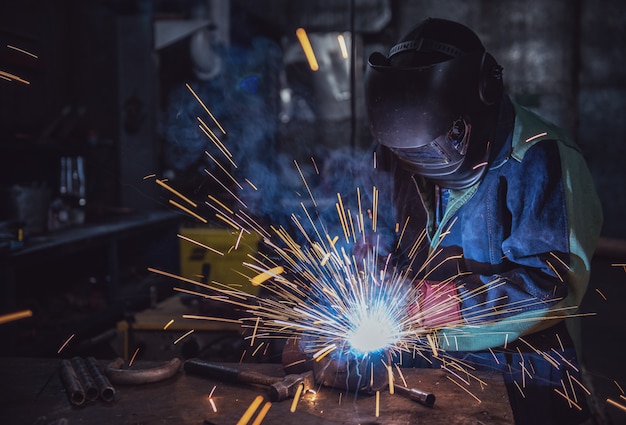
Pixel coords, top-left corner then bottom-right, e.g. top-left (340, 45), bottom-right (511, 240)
top-left (183, 359), bottom-right (315, 402)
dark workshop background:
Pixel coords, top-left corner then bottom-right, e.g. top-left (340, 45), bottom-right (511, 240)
top-left (1, 0), bottom-right (625, 419)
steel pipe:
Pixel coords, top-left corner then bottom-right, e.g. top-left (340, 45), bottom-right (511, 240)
top-left (85, 357), bottom-right (116, 402)
top-left (105, 357), bottom-right (181, 385)
top-left (59, 359), bottom-right (85, 406)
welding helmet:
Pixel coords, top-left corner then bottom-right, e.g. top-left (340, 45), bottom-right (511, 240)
top-left (364, 18), bottom-right (503, 189)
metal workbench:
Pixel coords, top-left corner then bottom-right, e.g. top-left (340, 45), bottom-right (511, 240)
top-left (0, 357), bottom-right (513, 425)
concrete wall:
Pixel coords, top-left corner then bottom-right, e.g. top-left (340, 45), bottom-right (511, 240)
top-left (388, 0), bottom-right (626, 239)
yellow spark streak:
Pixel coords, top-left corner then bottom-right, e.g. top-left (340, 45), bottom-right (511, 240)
top-left (549, 251), bottom-right (570, 270)
top-left (607, 398), bottom-right (626, 413)
top-left (446, 375), bottom-right (482, 403)
top-left (387, 365), bottom-right (395, 394)
top-left (177, 233), bottom-right (224, 256)
top-left (215, 212), bottom-right (241, 230)
top-left (327, 234), bottom-right (339, 247)
top-left (0, 309), bottom-right (32, 325)
top-left (156, 179), bottom-right (197, 207)
top-left (251, 266), bottom-right (284, 286)
top-left (395, 216), bottom-right (410, 250)
top-left (209, 385), bottom-right (217, 398)
top-left (525, 132), bottom-right (548, 143)
top-left (199, 117), bottom-right (231, 155)
top-left (615, 380), bottom-right (625, 394)
top-left (251, 342), bottom-right (265, 357)
top-left (311, 157), bottom-right (320, 174)
top-left (129, 348), bottom-right (140, 366)
top-left (375, 390), bottom-right (380, 417)
top-left (57, 334), bottom-right (75, 354)
top-left (209, 398), bottom-right (218, 413)
top-left (200, 127), bottom-right (237, 168)
top-left (554, 388), bottom-right (582, 410)
top-left (372, 186), bottom-right (379, 232)
top-left (169, 199), bottom-right (207, 223)
top-left (488, 347), bottom-right (500, 364)
top-left (295, 28), bottom-right (319, 71)
top-left (472, 161), bottom-right (488, 170)
top-left (545, 260), bottom-right (563, 282)
top-left (245, 179), bottom-right (258, 190)
top-left (143, 173), bottom-right (156, 179)
top-left (186, 83), bottom-right (226, 134)
top-left (151, 269), bottom-right (248, 299)
top-left (235, 227), bottom-right (244, 250)
top-left (595, 288), bottom-right (607, 301)
top-left (163, 319), bottom-right (174, 330)
top-left (290, 384), bottom-right (304, 413)
top-left (294, 160), bottom-right (317, 207)
top-left (237, 395), bottom-right (264, 425)
top-left (0, 70), bottom-right (30, 84)
top-left (205, 151), bottom-right (242, 189)
top-left (251, 317), bottom-right (260, 346)
top-left (336, 193), bottom-right (350, 242)
top-left (312, 344), bottom-right (337, 361)
top-left (174, 329), bottom-right (195, 344)
top-left (426, 333), bottom-right (438, 358)
top-left (337, 34), bottom-right (348, 59)
top-left (357, 187), bottom-right (365, 235)
top-left (7, 44), bottom-right (38, 58)
top-left (182, 315), bottom-right (242, 324)
top-left (252, 401), bottom-right (272, 425)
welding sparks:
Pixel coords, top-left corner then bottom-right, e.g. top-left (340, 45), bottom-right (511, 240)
top-left (146, 89), bottom-right (611, 420)
top-left (296, 28), bottom-right (319, 71)
top-left (0, 309), bottom-right (32, 325)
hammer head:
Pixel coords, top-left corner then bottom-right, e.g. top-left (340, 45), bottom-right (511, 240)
top-left (268, 371), bottom-right (315, 401)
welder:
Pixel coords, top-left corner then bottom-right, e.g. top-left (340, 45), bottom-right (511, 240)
top-left (363, 17), bottom-right (602, 425)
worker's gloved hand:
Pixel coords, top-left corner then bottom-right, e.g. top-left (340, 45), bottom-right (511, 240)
top-left (410, 280), bottom-right (462, 329)
top-left (282, 336), bottom-right (388, 393)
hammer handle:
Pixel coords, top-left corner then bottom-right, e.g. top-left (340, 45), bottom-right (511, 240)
top-left (184, 359), bottom-right (280, 387)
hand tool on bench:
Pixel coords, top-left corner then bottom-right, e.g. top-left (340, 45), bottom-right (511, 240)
top-left (183, 359), bottom-right (315, 402)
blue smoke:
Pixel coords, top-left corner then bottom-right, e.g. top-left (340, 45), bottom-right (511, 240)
top-left (160, 36), bottom-right (398, 257)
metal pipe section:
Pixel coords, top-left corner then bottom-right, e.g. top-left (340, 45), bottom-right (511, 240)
top-left (70, 357), bottom-right (99, 402)
top-left (59, 359), bottom-right (85, 406)
top-left (394, 383), bottom-right (436, 407)
top-left (105, 357), bottom-right (181, 385)
top-left (85, 357), bottom-right (116, 402)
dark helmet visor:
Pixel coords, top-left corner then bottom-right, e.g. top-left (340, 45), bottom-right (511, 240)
top-left (364, 50), bottom-right (482, 152)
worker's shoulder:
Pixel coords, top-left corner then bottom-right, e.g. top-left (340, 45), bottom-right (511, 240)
top-left (510, 100), bottom-right (579, 162)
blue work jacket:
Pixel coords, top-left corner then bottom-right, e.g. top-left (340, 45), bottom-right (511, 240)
top-left (377, 96), bottom-right (603, 351)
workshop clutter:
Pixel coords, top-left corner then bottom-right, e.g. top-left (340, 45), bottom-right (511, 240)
top-left (59, 357), bottom-right (115, 406)
top-left (178, 226), bottom-right (261, 295)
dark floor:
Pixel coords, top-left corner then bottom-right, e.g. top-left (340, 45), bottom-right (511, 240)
top-left (579, 257), bottom-right (626, 425)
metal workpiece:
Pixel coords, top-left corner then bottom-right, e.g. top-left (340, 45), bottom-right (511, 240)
top-left (394, 383), bottom-right (436, 407)
top-left (70, 357), bottom-right (99, 402)
top-left (105, 357), bottom-right (181, 385)
top-left (85, 357), bottom-right (116, 402)
top-left (59, 359), bottom-right (86, 406)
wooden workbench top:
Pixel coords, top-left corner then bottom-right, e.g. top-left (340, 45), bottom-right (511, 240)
top-left (0, 357), bottom-right (513, 425)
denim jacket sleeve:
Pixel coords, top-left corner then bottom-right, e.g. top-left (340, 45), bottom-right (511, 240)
top-left (433, 102), bottom-right (603, 351)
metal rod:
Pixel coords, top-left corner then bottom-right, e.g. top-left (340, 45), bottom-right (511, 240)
top-left (394, 384), bottom-right (436, 407)
top-left (59, 359), bottom-right (85, 406)
top-left (85, 357), bottom-right (116, 402)
top-left (70, 357), bottom-right (99, 402)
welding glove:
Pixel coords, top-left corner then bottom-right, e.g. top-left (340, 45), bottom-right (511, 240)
top-left (410, 280), bottom-right (462, 329)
